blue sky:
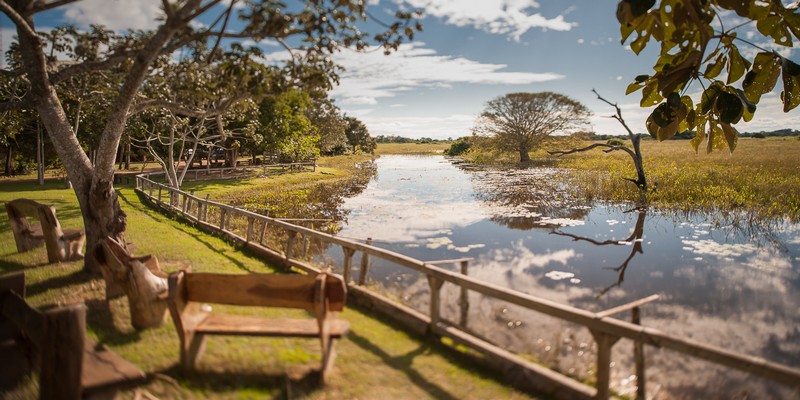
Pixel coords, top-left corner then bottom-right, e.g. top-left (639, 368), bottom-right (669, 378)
top-left (2, 0), bottom-right (798, 139)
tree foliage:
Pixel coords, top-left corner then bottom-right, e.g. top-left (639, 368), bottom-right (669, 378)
top-left (0, 0), bottom-right (421, 273)
top-left (473, 92), bottom-right (591, 163)
top-left (618, 0), bottom-right (800, 153)
top-left (344, 116), bottom-right (376, 154)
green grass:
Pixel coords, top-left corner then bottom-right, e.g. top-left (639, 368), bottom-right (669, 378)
top-left (0, 159), bottom-right (537, 399)
top-left (555, 137), bottom-right (800, 221)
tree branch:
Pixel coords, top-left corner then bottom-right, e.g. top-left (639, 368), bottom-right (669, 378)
top-left (0, 2), bottom-right (38, 38)
top-left (49, 51), bottom-right (139, 85)
top-left (30, 0), bottom-right (80, 13)
top-left (0, 99), bottom-right (33, 112)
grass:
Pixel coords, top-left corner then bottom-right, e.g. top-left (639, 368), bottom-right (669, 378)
top-left (0, 157), bottom-right (537, 399)
top-left (375, 142), bottom-right (451, 155)
top-left (554, 137), bottom-right (800, 221)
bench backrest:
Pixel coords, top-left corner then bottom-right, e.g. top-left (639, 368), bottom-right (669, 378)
top-left (5, 199), bottom-right (44, 252)
top-left (0, 272), bottom-right (85, 399)
top-left (175, 271), bottom-right (346, 312)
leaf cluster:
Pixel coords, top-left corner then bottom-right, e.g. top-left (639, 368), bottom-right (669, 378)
top-left (618, 0), bottom-right (800, 153)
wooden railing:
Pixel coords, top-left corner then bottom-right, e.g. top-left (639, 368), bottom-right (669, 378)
top-left (134, 173), bottom-right (800, 400)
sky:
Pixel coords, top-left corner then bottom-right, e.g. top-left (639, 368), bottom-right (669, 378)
top-left (2, 0), bottom-right (799, 139)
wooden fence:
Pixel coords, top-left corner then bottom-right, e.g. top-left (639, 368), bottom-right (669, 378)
top-left (134, 173), bottom-right (800, 400)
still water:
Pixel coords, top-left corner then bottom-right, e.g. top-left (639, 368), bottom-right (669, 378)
top-left (325, 154), bottom-right (800, 398)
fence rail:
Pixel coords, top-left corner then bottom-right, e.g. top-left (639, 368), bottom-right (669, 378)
top-left (134, 173), bottom-right (800, 400)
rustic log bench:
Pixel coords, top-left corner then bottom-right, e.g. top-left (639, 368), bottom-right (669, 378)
top-left (0, 271), bottom-right (146, 399)
top-left (166, 268), bottom-right (349, 384)
top-left (4, 198), bottom-right (85, 263)
top-left (91, 236), bottom-right (168, 330)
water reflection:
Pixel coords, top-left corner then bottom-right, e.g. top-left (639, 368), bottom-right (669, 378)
top-left (329, 154), bottom-right (800, 399)
top-left (551, 207), bottom-right (647, 298)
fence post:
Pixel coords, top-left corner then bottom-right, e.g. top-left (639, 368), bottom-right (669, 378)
top-left (246, 217), bottom-right (254, 243)
top-left (219, 208), bottom-right (227, 231)
top-left (182, 191), bottom-right (189, 212)
top-left (157, 186), bottom-right (162, 204)
top-left (203, 194), bottom-right (210, 221)
top-left (286, 231), bottom-right (298, 262)
top-left (633, 307), bottom-right (646, 400)
top-left (358, 238), bottom-right (372, 285)
top-left (427, 275), bottom-right (444, 331)
top-left (459, 260), bottom-right (470, 327)
top-left (260, 219), bottom-right (268, 245)
top-left (342, 247), bottom-right (355, 284)
top-left (590, 330), bottom-right (621, 400)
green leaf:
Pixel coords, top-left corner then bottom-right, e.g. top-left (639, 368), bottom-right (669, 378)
top-left (704, 53), bottom-right (726, 79)
top-left (726, 46), bottom-right (749, 84)
top-left (630, 30), bottom-right (651, 54)
top-left (715, 90), bottom-right (744, 124)
top-left (649, 97), bottom-right (687, 141)
top-left (743, 52), bottom-right (781, 103)
top-left (720, 122), bottom-right (738, 153)
top-left (640, 80), bottom-right (663, 107)
top-left (734, 88), bottom-right (757, 122)
top-left (691, 113), bottom-right (706, 152)
top-left (781, 57), bottom-right (800, 112)
top-left (700, 81), bottom-right (724, 115)
top-left (627, 82), bottom-right (645, 95)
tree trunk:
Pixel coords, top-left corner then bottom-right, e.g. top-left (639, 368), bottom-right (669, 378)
top-left (630, 135), bottom-right (647, 190)
top-left (518, 147), bottom-right (531, 163)
top-left (36, 121), bottom-right (44, 185)
top-left (125, 142), bottom-right (131, 170)
top-left (4, 145), bottom-right (11, 176)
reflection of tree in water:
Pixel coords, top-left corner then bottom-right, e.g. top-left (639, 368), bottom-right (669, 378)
top-left (463, 165), bottom-right (591, 230)
top-left (552, 207), bottom-right (647, 298)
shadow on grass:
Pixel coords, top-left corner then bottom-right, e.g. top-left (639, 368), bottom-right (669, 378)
top-left (158, 364), bottom-right (323, 400)
top-left (346, 330), bottom-right (459, 400)
top-left (26, 269), bottom-right (94, 297)
top-left (84, 298), bottom-right (142, 346)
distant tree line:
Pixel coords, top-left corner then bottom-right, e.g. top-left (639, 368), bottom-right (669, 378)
top-left (375, 135), bottom-right (448, 144)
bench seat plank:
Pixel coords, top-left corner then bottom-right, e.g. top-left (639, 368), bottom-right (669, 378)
top-left (81, 341), bottom-right (146, 394)
top-left (196, 314), bottom-right (350, 337)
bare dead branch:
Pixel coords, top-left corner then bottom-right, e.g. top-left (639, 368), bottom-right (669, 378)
top-left (30, 0), bottom-right (81, 13)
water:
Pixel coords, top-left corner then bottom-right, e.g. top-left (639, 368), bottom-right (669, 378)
top-left (324, 154), bottom-right (800, 398)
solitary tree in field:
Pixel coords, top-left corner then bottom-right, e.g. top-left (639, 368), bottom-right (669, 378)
top-left (0, 0), bottom-right (420, 273)
top-left (617, 0), bottom-right (800, 153)
top-left (473, 92), bottom-right (591, 163)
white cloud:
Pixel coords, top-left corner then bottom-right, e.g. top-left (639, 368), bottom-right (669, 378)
top-left (340, 96), bottom-right (379, 105)
top-left (63, 0), bottom-right (162, 31)
top-left (351, 112), bottom-right (476, 138)
top-left (324, 42), bottom-right (563, 106)
top-left (395, 0), bottom-right (576, 41)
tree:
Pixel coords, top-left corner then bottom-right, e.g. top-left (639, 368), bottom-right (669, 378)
top-left (0, 0), bottom-right (421, 273)
top-left (550, 90), bottom-right (649, 191)
top-left (617, 0), bottom-right (800, 153)
top-left (473, 92), bottom-right (591, 163)
top-left (256, 89), bottom-right (319, 162)
top-left (344, 116), bottom-right (376, 154)
top-left (309, 97), bottom-right (349, 156)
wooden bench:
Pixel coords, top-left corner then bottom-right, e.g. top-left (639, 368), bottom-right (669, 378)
top-left (4, 198), bottom-right (85, 263)
top-left (91, 236), bottom-right (168, 330)
top-left (166, 269), bottom-right (349, 384)
top-left (0, 271), bottom-right (146, 399)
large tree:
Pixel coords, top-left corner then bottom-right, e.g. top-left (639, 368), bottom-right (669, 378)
top-left (344, 116), bottom-right (376, 154)
top-left (617, 0), bottom-right (800, 153)
top-left (473, 92), bottom-right (591, 163)
top-left (0, 0), bottom-right (420, 272)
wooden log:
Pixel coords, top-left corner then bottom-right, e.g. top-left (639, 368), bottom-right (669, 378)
top-left (40, 304), bottom-right (85, 400)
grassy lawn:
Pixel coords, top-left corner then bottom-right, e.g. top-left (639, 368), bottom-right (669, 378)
top-left (0, 160), bottom-right (535, 399)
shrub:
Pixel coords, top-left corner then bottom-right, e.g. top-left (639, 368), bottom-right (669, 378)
top-left (607, 138), bottom-right (627, 147)
top-left (445, 137), bottom-right (471, 156)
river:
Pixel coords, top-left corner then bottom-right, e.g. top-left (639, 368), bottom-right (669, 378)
top-left (321, 154), bottom-right (800, 399)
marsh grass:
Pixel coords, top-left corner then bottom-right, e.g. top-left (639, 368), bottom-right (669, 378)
top-left (376, 142), bottom-right (450, 155)
top-left (554, 137), bottom-right (800, 220)
top-left (0, 157), bottom-right (534, 399)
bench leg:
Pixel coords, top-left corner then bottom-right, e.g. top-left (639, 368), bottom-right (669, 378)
top-left (181, 333), bottom-right (207, 370)
top-left (319, 337), bottom-right (338, 385)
